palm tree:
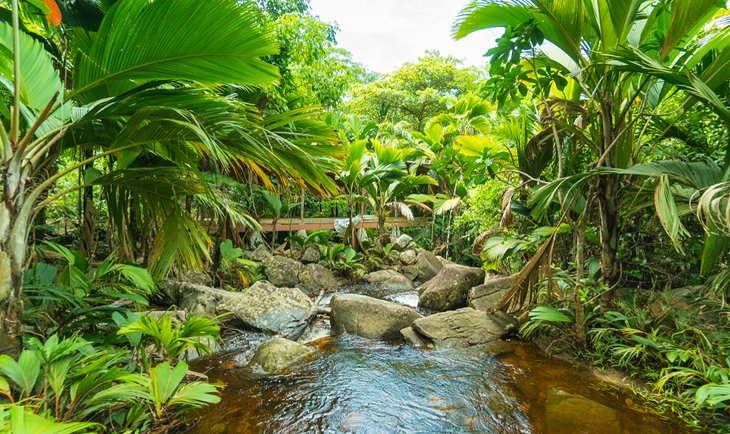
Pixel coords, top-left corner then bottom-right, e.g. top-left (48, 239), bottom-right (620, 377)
top-left (454, 0), bottom-right (730, 299)
top-left (0, 0), bottom-right (341, 351)
top-left (360, 141), bottom-right (436, 237)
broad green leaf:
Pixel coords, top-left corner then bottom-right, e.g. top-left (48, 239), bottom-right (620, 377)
top-left (74, 0), bottom-right (280, 101)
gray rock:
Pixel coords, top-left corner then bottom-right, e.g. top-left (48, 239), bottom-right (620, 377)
top-left (402, 265), bottom-right (419, 281)
top-left (251, 245), bottom-right (273, 262)
top-left (418, 264), bottom-right (485, 312)
top-left (283, 248), bottom-right (302, 260)
top-left (218, 281), bottom-right (312, 333)
top-left (164, 281), bottom-right (239, 317)
top-left (469, 275), bottom-right (516, 312)
top-left (411, 250), bottom-right (444, 282)
top-left (411, 307), bottom-right (516, 348)
top-left (145, 310), bottom-right (188, 323)
top-left (545, 388), bottom-right (620, 434)
top-left (363, 270), bottom-right (414, 293)
top-left (175, 270), bottom-right (213, 286)
top-left (393, 234), bottom-right (414, 251)
top-left (295, 229), bottom-right (308, 238)
top-left (298, 263), bottom-right (338, 291)
top-left (263, 256), bottom-right (304, 287)
top-left (399, 249), bottom-right (417, 265)
top-left (300, 246), bottom-right (321, 264)
top-left (436, 256), bottom-right (450, 266)
top-left (247, 338), bottom-right (315, 374)
top-left (400, 327), bottom-right (432, 348)
top-left (330, 294), bottom-right (423, 340)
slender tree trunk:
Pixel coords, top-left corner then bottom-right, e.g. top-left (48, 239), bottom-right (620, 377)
top-left (597, 99), bottom-right (621, 305)
top-left (78, 152), bottom-right (97, 257)
top-left (0, 156), bottom-right (28, 355)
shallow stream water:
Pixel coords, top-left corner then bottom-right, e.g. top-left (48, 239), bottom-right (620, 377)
top-left (186, 286), bottom-right (687, 433)
top-left (188, 334), bottom-right (684, 434)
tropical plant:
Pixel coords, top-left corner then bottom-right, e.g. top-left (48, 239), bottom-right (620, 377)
top-left (324, 243), bottom-right (366, 278)
top-left (22, 242), bottom-right (156, 336)
top-left (454, 0), bottom-right (730, 307)
top-left (218, 239), bottom-right (262, 288)
top-left (115, 313), bottom-right (220, 365)
top-left (0, 333), bottom-right (218, 431)
top-left (360, 141), bottom-right (436, 236)
top-left (0, 0), bottom-right (344, 350)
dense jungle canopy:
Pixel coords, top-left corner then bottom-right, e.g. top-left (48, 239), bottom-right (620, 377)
top-left (0, 0), bottom-right (728, 432)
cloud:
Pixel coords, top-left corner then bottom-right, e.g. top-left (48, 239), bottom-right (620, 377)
top-left (310, 0), bottom-right (499, 73)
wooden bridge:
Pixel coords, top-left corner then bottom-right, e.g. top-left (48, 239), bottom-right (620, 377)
top-left (256, 216), bottom-right (428, 232)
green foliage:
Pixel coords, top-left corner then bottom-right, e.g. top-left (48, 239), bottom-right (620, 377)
top-left (584, 295), bottom-right (730, 427)
top-left (116, 313), bottom-right (220, 364)
top-left (455, 180), bottom-right (512, 238)
top-left (23, 243), bottom-right (156, 336)
top-left (520, 306), bottom-right (573, 338)
top-left (219, 239), bottom-right (263, 288)
top-left (0, 334), bottom-right (219, 432)
top-left (324, 243), bottom-right (367, 278)
top-left (347, 51), bottom-right (485, 129)
top-left (0, 404), bottom-right (99, 434)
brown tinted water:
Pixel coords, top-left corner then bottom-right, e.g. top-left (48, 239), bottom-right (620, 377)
top-left (187, 335), bottom-right (685, 434)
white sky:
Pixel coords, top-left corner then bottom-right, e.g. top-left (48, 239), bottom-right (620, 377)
top-left (309, 0), bottom-right (500, 73)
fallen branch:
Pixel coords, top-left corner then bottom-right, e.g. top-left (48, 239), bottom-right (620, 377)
top-left (284, 289), bottom-right (326, 342)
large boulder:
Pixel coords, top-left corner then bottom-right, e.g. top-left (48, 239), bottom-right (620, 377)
top-left (545, 388), bottom-right (620, 434)
top-left (247, 338), bottom-right (316, 374)
top-left (404, 250), bottom-right (443, 282)
top-left (410, 307), bottom-right (516, 348)
top-left (164, 281), bottom-right (239, 317)
top-left (300, 246), bottom-right (321, 264)
top-left (298, 263), bottom-right (338, 291)
top-left (218, 281), bottom-right (312, 333)
top-left (392, 233), bottom-right (414, 251)
top-left (330, 294), bottom-right (423, 340)
top-left (363, 270), bottom-right (414, 293)
top-left (418, 264), bottom-right (485, 312)
top-left (251, 245), bottom-right (273, 262)
top-left (468, 274), bottom-right (516, 312)
top-left (263, 256), bottom-right (304, 287)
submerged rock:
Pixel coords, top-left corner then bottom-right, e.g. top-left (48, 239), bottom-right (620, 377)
top-left (400, 327), bottom-right (432, 348)
top-left (468, 274), bottom-right (516, 312)
top-left (363, 270), bottom-right (414, 294)
top-left (411, 307), bottom-right (516, 348)
top-left (263, 256), bottom-right (304, 287)
top-left (330, 294), bottom-right (423, 340)
top-left (545, 388), bottom-right (620, 434)
top-left (418, 264), bottom-right (485, 312)
top-left (247, 338), bottom-right (316, 374)
top-left (218, 281), bottom-right (312, 333)
top-left (298, 263), bottom-right (338, 291)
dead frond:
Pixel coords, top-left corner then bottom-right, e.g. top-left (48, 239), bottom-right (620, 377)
top-left (492, 229), bottom-right (559, 314)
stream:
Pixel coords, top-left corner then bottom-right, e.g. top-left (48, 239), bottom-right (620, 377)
top-left (187, 289), bottom-right (686, 434)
